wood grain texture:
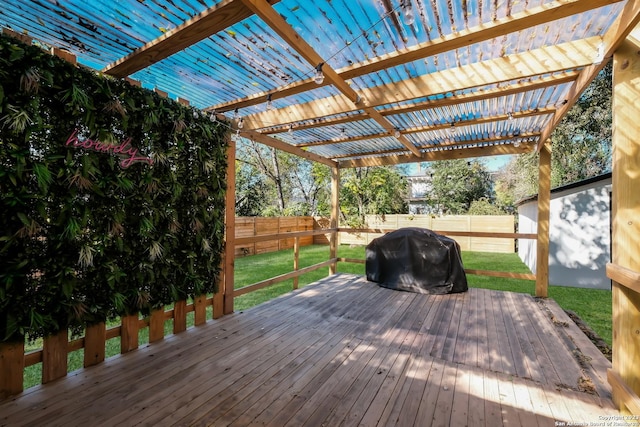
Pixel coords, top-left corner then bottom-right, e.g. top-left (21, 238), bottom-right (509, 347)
top-left (42, 330), bottom-right (68, 384)
top-left (83, 322), bottom-right (106, 368)
top-left (0, 275), bottom-right (617, 424)
top-left (535, 141), bottom-right (551, 297)
top-left (611, 31), bottom-right (640, 413)
top-left (0, 341), bottom-right (24, 398)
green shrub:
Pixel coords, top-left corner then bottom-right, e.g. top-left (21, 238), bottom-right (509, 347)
top-left (0, 34), bottom-right (228, 343)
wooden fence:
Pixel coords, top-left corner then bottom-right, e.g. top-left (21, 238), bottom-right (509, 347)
top-left (235, 216), bottom-right (314, 257)
top-left (316, 214), bottom-right (517, 253)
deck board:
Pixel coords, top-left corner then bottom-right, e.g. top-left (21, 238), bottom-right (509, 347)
top-left (0, 273), bottom-right (617, 426)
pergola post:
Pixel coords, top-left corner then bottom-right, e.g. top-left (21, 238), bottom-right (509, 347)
top-left (610, 32), bottom-right (640, 413)
top-left (329, 166), bottom-right (340, 275)
top-left (535, 140), bottom-right (551, 298)
top-left (223, 134), bottom-right (236, 315)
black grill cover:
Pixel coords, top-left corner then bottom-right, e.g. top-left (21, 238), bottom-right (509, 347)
top-left (366, 227), bottom-right (468, 294)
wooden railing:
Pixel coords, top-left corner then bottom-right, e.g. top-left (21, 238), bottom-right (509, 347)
top-left (0, 294), bottom-right (222, 399)
top-left (333, 214), bottom-right (519, 253)
top-left (234, 228), bottom-right (338, 296)
top-left (606, 263), bottom-right (640, 415)
top-left (338, 228), bottom-right (537, 281)
top-left (1, 226), bottom-right (535, 399)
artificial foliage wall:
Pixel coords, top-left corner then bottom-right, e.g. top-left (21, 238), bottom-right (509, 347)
top-left (0, 34), bottom-right (229, 342)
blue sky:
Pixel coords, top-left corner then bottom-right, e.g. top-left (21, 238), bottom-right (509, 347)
top-left (403, 155), bottom-right (513, 176)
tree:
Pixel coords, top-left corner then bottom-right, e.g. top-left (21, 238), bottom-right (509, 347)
top-left (287, 159), bottom-right (330, 216)
top-left (235, 160), bottom-right (269, 216)
top-left (428, 159), bottom-right (493, 214)
top-left (494, 153), bottom-right (538, 210)
top-left (340, 166), bottom-right (408, 226)
top-left (495, 61), bottom-right (613, 206)
top-left (550, 61), bottom-right (612, 184)
top-left (236, 139), bottom-right (291, 213)
top-left (467, 198), bottom-right (508, 215)
top-left (235, 139), bottom-right (331, 217)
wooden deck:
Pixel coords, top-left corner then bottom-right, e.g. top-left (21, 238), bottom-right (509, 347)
top-left (0, 274), bottom-right (617, 426)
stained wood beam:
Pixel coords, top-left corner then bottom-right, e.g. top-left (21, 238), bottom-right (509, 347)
top-left (242, 37), bottom-right (599, 132)
top-left (537, 0), bottom-right (640, 151)
top-left (102, 0), bottom-right (279, 77)
top-left (328, 132), bottom-right (540, 160)
top-left (239, 0), bottom-right (421, 158)
top-left (296, 110), bottom-right (551, 148)
top-left (329, 167), bottom-right (340, 275)
top-left (239, 0), bottom-right (359, 103)
top-left (260, 72), bottom-right (577, 135)
top-left (339, 143), bottom-right (535, 168)
top-left (611, 25), bottom-right (640, 412)
top-left (535, 141), bottom-right (552, 297)
top-left (241, 130), bottom-right (337, 167)
top-left (212, 0), bottom-right (619, 113)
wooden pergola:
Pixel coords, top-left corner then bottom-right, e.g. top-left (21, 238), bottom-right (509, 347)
top-left (1, 0), bottom-right (640, 416)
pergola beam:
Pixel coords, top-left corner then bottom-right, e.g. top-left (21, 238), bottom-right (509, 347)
top-left (339, 143), bottom-right (536, 168)
top-left (296, 110), bottom-right (551, 148)
top-left (259, 72), bottom-right (578, 135)
top-left (212, 0), bottom-right (620, 113)
top-left (240, 130), bottom-right (337, 167)
top-left (239, 0), bottom-right (422, 158)
top-left (329, 132), bottom-right (540, 160)
top-left (241, 37), bottom-right (599, 132)
top-left (537, 0), bottom-right (640, 151)
top-left (102, 0), bottom-right (280, 77)
top-left (610, 23), bottom-right (640, 413)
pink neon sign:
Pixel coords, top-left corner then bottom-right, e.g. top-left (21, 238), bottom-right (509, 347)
top-left (65, 130), bottom-right (154, 168)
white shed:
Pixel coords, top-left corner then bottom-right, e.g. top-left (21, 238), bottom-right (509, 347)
top-left (517, 173), bottom-right (612, 290)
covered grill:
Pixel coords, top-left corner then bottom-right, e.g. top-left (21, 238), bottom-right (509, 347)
top-left (366, 227), bottom-right (468, 294)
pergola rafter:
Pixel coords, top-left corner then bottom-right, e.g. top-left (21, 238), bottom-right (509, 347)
top-left (211, 0), bottom-right (621, 114)
top-left (259, 72), bottom-right (578, 135)
top-left (240, 37), bottom-right (599, 133)
top-left (295, 110), bottom-right (551, 148)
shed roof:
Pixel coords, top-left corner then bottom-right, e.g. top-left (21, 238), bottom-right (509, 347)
top-left (2, 0), bottom-right (638, 168)
top-left (516, 171), bottom-right (612, 206)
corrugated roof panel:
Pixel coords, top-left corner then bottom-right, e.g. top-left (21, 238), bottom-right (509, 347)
top-left (0, 0), bottom-right (628, 162)
top-left (350, 3), bottom-right (620, 94)
top-left (308, 136), bottom-right (407, 158)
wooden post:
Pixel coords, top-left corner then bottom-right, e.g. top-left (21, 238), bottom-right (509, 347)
top-left (120, 314), bottom-right (139, 354)
top-left (194, 295), bottom-right (207, 325)
top-left (611, 33), bottom-right (640, 412)
top-left (84, 322), bottom-right (106, 367)
top-left (173, 300), bottom-right (187, 333)
top-left (42, 329), bottom-right (68, 384)
top-left (51, 47), bottom-right (77, 65)
top-left (0, 340), bottom-right (25, 398)
top-left (535, 141), bottom-right (551, 298)
top-left (149, 309), bottom-right (165, 343)
top-left (213, 275), bottom-right (224, 319)
top-left (329, 166), bottom-right (340, 275)
top-left (2, 28), bottom-right (32, 45)
top-left (224, 133), bottom-right (236, 315)
top-left (293, 236), bottom-right (300, 290)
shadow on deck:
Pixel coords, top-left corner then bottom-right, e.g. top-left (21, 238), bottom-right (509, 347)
top-left (0, 273), bottom-right (617, 426)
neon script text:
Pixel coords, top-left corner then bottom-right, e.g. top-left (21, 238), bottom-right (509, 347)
top-left (65, 130), bottom-right (154, 168)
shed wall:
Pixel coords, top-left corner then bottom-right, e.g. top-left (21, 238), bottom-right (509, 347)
top-left (518, 178), bottom-right (612, 289)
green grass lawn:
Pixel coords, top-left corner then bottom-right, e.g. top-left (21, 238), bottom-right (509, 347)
top-left (23, 243), bottom-right (612, 390)
top-left (235, 244), bottom-right (611, 346)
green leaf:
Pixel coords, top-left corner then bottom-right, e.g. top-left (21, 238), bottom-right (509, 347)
top-left (8, 45), bottom-right (24, 61)
top-left (32, 163), bottom-right (52, 191)
top-left (16, 212), bottom-right (30, 226)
